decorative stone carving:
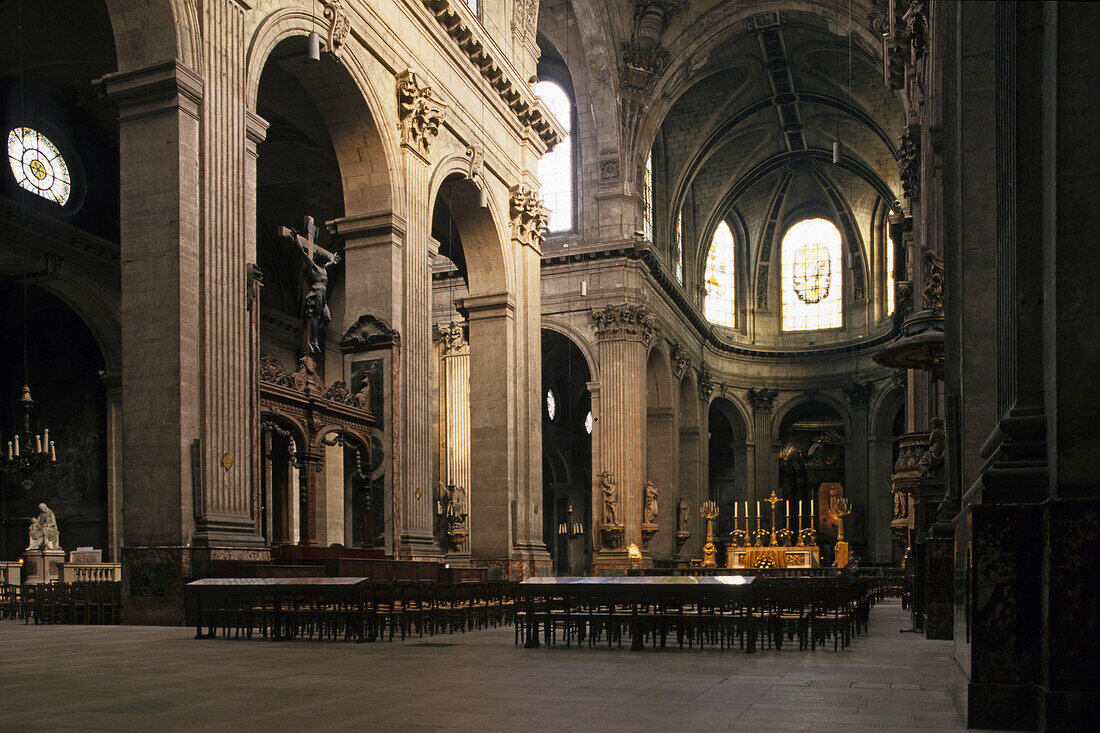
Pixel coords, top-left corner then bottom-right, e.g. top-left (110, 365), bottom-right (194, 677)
top-left (512, 0), bottom-right (538, 44)
top-left (842, 381), bottom-right (874, 409)
top-left (920, 249), bottom-right (944, 315)
top-left (590, 304), bottom-right (657, 345)
top-left (756, 265), bottom-right (769, 309)
top-left (671, 344), bottom-right (690, 379)
top-left (322, 0), bottom-right (351, 59)
top-left (340, 314), bottom-right (400, 351)
top-left (438, 321), bottom-right (467, 356)
top-left (508, 184), bottom-right (548, 248)
top-left (748, 387), bottom-right (779, 412)
top-left (465, 144), bottom-right (484, 184)
top-left (619, 1), bottom-right (688, 92)
top-left (898, 125), bottom-right (921, 201)
top-left (599, 157), bottom-right (620, 183)
top-left (396, 70), bottom-right (445, 156)
top-left (697, 367), bottom-right (714, 401)
top-left (321, 380), bottom-right (370, 410)
top-left (892, 369), bottom-right (907, 390)
top-left (259, 355), bottom-right (292, 387)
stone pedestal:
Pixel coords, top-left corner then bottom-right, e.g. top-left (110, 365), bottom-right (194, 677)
top-left (23, 549), bottom-right (65, 584)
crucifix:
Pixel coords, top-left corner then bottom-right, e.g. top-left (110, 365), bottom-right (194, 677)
top-left (766, 490), bottom-right (781, 546)
top-left (278, 216), bottom-right (341, 356)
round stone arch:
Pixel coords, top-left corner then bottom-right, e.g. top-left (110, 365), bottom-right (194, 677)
top-left (427, 163), bottom-right (511, 299)
top-left (245, 12), bottom-right (399, 217)
top-left (872, 383), bottom-right (906, 437)
top-left (541, 318), bottom-right (599, 384)
top-left (770, 392), bottom-right (854, 445)
top-left (104, 0), bottom-right (190, 72)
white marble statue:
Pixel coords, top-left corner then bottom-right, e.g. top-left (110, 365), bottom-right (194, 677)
top-left (26, 517), bottom-right (44, 551)
top-left (37, 503), bottom-right (60, 551)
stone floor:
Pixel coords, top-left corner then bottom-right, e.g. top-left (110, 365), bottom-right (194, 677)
top-left (0, 599), bottom-right (985, 732)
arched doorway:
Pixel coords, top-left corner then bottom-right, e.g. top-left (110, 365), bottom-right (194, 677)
top-left (540, 330), bottom-right (592, 575)
top-left (778, 401), bottom-right (846, 565)
top-left (708, 398), bottom-right (749, 540)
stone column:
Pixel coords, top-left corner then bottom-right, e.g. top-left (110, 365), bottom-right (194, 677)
top-left (464, 293), bottom-right (516, 561)
top-left (102, 370), bottom-right (122, 562)
top-left (395, 70), bottom-right (443, 557)
top-left (747, 388), bottom-right (778, 506)
top-left (439, 320), bottom-right (471, 555)
top-left (591, 304), bottom-right (654, 568)
top-left (843, 386), bottom-right (871, 556)
top-left (101, 61), bottom-right (204, 550)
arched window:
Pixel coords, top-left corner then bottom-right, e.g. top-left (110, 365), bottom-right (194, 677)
top-left (642, 151), bottom-right (653, 240)
top-left (674, 210), bottom-right (683, 283)
top-left (704, 221), bottom-right (736, 327)
top-left (781, 218), bottom-right (843, 331)
top-left (886, 225), bottom-right (895, 316)
top-left (535, 80), bottom-right (572, 232)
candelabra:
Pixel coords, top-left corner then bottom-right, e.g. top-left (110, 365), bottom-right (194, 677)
top-left (699, 499), bottom-right (719, 567)
top-left (1, 385), bottom-right (57, 483)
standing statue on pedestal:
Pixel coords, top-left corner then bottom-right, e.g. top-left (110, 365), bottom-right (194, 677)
top-left (600, 473), bottom-right (619, 526)
top-left (643, 481), bottom-right (659, 524)
top-left (677, 496), bottom-right (690, 533)
top-left (36, 502), bottom-right (60, 551)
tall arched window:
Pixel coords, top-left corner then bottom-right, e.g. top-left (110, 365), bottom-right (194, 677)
top-left (704, 221), bottom-right (736, 327)
top-left (886, 226), bottom-right (895, 315)
top-left (535, 80), bottom-right (572, 232)
top-left (642, 151), bottom-right (653, 240)
top-left (781, 218), bottom-right (843, 331)
top-left (674, 210), bottom-right (683, 283)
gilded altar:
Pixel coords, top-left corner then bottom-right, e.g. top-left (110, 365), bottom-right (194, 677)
top-left (726, 546), bottom-right (820, 569)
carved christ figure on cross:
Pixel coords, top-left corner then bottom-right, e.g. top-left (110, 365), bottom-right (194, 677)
top-left (279, 216), bottom-right (341, 355)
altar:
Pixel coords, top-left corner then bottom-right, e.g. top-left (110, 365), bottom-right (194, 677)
top-left (726, 545), bottom-right (820, 569)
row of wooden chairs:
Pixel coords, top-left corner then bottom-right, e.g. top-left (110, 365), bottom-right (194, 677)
top-left (190, 581), bottom-right (516, 642)
top-left (515, 578), bottom-right (873, 653)
top-left (3, 582), bottom-right (122, 625)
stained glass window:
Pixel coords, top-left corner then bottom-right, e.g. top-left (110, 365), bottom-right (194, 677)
top-left (704, 221), bottom-right (736, 327)
top-left (7, 127), bottom-right (70, 205)
top-left (536, 81), bottom-right (572, 232)
top-left (781, 218), bottom-right (843, 331)
top-left (584, 410), bottom-right (594, 435)
top-left (674, 210), bottom-right (683, 283)
top-left (546, 388), bottom-right (557, 421)
top-left (642, 152), bottom-right (653, 240)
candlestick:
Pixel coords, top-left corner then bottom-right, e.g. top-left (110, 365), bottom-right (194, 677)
top-left (798, 500), bottom-right (803, 531)
top-left (785, 499), bottom-right (790, 534)
top-left (810, 499), bottom-right (815, 529)
top-left (755, 500), bottom-right (761, 546)
top-left (14, 435), bottom-right (19, 456)
top-left (36, 435), bottom-right (42, 453)
top-left (50, 441), bottom-right (56, 462)
top-left (734, 502), bottom-right (739, 533)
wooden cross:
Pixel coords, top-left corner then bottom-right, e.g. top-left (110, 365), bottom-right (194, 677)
top-left (278, 216), bottom-right (336, 264)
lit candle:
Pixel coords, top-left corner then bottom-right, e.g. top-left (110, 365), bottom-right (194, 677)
top-left (810, 499), bottom-right (815, 528)
top-left (50, 441), bottom-right (56, 462)
top-left (786, 501), bottom-right (790, 517)
top-left (13, 435), bottom-right (19, 456)
top-left (6, 441), bottom-right (11, 460)
top-left (36, 435), bottom-right (42, 453)
top-left (798, 500), bottom-right (803, 530)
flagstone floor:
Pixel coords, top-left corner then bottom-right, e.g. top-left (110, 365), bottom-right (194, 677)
top-left (1, 599), bottom-right (989, 732)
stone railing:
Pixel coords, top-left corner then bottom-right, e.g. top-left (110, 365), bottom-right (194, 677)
top-left (59, 563), bottom-right (122, 583)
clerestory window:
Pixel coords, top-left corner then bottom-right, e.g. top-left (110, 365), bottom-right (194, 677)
top-left (535, 80), bottom-right (573, 233)
top-left (704, 221), bottom-right (736, 327)
top-left (781, 218), bottom-right (843, 331)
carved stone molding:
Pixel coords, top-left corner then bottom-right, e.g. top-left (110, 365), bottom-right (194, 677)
top-left (508, 184), bottom-right (548, 249)
top-left (842, 381), bottom-right (874, 409)
top-left (340, 314), bottom-right (400, 352)
top-left (512, 0), bottom-right (538, 44)
top-left (747, 387), bottom-right (779, 413)
top-left (619, 1), bottom-right (688, 92)
top-left (396, 70), bottom-right (445, 157)
top-left (419, 0), bottom-right (562, 151)
top-left (321, 0), bottom-right (351, 59)
top-left (590, 304), bottom-right (657, 345)
top-left (465, 144), bottom-right (484, 184)
top-left (671, 344), bottom-right (690, 380)
top-left (898, 125), bottom-right (920, 201)
top-left (437, 320), bottom-right (468, 356)
top-left (697, 367), bottom-right (714, 401)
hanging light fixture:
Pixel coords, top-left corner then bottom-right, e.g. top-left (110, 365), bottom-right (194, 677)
top-left (308, 0), bottom-right (321, 60)
top-left (1, 0), bottom-right (58, 485)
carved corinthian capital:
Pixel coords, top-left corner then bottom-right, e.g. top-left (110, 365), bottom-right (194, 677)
top-left (591, 304), bottom-right (657, 345)
top-left (396, 70), bottom-right (445, 157)
top-left (438, 321), bottom-right (468, 356)
top-left (508, 184), bottom-right (548, 248)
